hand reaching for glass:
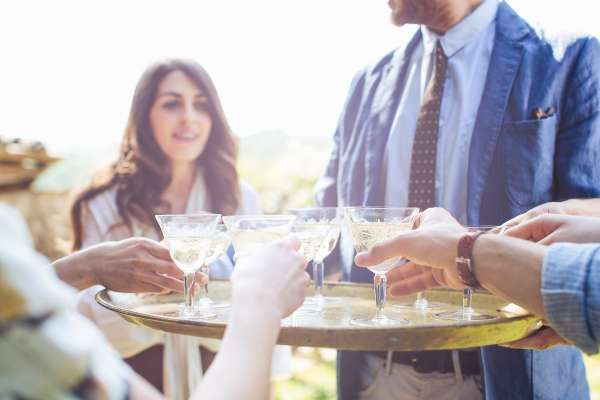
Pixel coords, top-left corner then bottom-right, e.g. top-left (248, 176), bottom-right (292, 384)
top-left (354, 208), bottom-right (467, 297)
top-left (53, 237), bottom-right (205, 293)
top-left (505, 214), bottom-right (600, 245)
top-left (231, 237), bottom-right (310, 320)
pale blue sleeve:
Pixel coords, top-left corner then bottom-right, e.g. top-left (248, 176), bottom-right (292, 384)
top-left (209, 254), bottom-right (235, 280)
top-left (542, 243), bottom-right (600, 355)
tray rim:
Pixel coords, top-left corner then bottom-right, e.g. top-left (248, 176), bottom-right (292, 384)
top-left (96, 283), bottom-right (542, 351)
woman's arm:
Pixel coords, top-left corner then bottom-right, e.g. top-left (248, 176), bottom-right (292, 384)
top-left (193, 238), bottom-right (309, 400)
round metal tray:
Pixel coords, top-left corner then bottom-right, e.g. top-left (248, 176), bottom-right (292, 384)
top-left (96, 281), bottom-right (542, 351)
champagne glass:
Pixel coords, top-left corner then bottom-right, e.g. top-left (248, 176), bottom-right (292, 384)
top-left (155, 214), bottom-right (220, 318)
top-left (289, 207), bottom-right (342, 311)
top-left (196, 223), bottom-right (231, 311)
top-left (346, 207), bottom-right (419, 327)
top-left (222, 215), bottom-right (297, 261)
top-left (436, 226), bottom-right (501, 321)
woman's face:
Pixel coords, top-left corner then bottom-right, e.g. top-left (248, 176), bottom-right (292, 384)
top-left (149, 70), bottom-right (212, 165)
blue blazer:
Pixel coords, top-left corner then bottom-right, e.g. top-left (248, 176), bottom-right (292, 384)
top-left (316, 2), bottom-right (600, 399)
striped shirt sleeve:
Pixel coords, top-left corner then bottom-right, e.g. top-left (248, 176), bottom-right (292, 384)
top-left (542, 242), bottom-right (600, 355)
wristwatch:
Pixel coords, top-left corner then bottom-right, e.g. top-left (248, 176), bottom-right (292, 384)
top-left (456, 231), bottom-right (485, 288)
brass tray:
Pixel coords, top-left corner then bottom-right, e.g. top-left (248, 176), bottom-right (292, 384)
top-left (96, 282), bottom-right (542, 351)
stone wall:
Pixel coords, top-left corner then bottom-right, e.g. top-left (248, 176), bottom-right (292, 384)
top-left (0, 189), bottom-right (71, 261)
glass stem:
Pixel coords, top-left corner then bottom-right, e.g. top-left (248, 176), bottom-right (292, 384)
top-left (197, 265), bottom-right (210, 309)
top-left (183, 272), bottom-right (195, 315)
top-left (313, 260), bottom-right (324, 299)
top-left (415, 291), bottom-right (428, 309)
top-left (374, 274), bottom-right (387, 320)
top-left (463, 288), bottom-right (473, 314)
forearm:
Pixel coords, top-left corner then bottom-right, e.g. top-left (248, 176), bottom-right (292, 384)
top-left (51, 253), bottom-right (97, 290)
top-left (193, 304), bottom-right (281, 400)
top-left (472, 235), bottom-right (548, 318)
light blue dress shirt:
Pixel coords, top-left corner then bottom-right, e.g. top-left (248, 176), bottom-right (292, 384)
top-left (542, 243), bottom-right (600, 355)
top-left (385, 0), bottom-right (498, 223)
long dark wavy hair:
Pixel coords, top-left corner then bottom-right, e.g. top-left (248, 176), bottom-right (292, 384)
top-left (70, 59), bottom-right (240, 250)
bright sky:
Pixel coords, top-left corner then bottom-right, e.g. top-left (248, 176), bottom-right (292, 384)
top-left (1, 0), bottom-right (598, 155)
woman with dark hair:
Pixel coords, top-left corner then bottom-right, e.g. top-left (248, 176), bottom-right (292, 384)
top-left (72, 59), bottom-right (290, 399)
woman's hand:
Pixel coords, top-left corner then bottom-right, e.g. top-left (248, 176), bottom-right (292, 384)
top-left (505, 214), bottom-right (600, 245)
top-left (55, 237), bottom-right (191, 292)
top-left (231, 237), bottom-right (310, 320)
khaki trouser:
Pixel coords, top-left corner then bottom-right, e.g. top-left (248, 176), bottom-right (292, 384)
top-left (359, 353), bottom-right (483, 400)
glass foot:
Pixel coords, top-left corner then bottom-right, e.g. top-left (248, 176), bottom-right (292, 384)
top-left (303, 295), bottom-right (344, 308)
top-left (292, 305), bottom-right (322, 317)
top-left (392, 300), bottom-right (444, 311)
top-left (178, 304), bottom-right (218, 319)
top-left (350, 315), bottom-right (409, 327)
top-left (197, 298), bottom-right (230, 310)
top-left (436, 309), bottom-right (496, 321)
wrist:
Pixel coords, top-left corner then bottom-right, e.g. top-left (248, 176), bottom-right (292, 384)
top-left (455, 231), bottom-right (485, 288)
top-left (52, 252), bottom-right (98, 289)
top-left (232, 287), bottom-right (284, 323)
top-left (229, 297), bottom-right (282, 344)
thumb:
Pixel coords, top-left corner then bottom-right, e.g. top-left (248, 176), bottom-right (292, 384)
top-left (355, 231), bottom-right (419, 267)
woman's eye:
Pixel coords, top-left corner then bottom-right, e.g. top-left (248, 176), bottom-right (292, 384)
top-left (163, 101), bottom-right (180, 110)
top-left (194, 101), bottom-right (209, 112)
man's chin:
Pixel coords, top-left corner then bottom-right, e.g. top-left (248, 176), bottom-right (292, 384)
top-left (390, 12), bottom-right (408, 27)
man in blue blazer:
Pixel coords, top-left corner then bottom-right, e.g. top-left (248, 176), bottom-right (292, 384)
top-left (316, 0), bottom-right (600, 398)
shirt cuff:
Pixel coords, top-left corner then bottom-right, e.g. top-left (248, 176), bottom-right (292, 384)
top-left (542, 243), bottom-right (600, 355)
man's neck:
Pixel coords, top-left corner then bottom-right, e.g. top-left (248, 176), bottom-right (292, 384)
top-left (426, 0), bottom-right (483, 35)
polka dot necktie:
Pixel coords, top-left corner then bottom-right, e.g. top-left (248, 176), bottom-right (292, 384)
top-left (408, 41), bottom-right (448, 210)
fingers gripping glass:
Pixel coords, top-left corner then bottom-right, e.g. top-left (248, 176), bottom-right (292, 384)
top-left (346, 207), bottom-right (419, 327)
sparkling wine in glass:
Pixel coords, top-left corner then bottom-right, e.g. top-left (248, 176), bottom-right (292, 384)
top-left (290, 207), bottom-right (342, 311)
top-left (155, 214), bottom-right (220, 318)
top-left (222, 215), bottom-right (297, 261)
top-left (346, 207), bottom-right (419, 327)
top-left (435, 226), bottom-right (501, 322)
top-left (197, 223), bottom-right (231, 311)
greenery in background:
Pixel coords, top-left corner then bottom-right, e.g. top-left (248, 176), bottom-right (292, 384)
top-left (238, 131), bottom-right (331, 213)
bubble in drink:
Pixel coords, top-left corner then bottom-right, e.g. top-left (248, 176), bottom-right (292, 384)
top-left (349, 222), bottom-right (411, 274)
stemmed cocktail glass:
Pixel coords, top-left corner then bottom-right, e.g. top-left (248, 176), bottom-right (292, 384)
top-left (155, 214), bottom-right (220, 318)
top-left (222, 215), bottom-right (297, 261)
top-left (345, 207), bottom-right (419, 327)
top-left (290, 207), bottom-right (342, 311)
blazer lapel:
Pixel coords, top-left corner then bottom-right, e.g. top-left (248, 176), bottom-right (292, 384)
top-left (467, 2), bottom-right (529, 224)
top-left (364, 31), bottom-right (422, 206)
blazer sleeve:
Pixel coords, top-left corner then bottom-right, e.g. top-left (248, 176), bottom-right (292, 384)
top-left (555, 37), bottom-right (600, 199)
top-left (314, 69), bottom-right (367, 207)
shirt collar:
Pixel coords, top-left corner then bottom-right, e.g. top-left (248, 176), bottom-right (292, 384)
top-left (420, 0), bottom-right (498, 58)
